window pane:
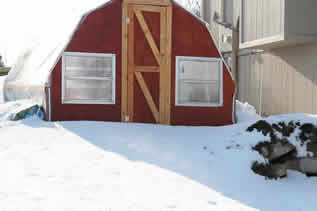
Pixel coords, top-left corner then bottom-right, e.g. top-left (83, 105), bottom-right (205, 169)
top-left (65, 55), bottom-right (113, 78)
top-left (177, 57), bottom-right (221, 106)
top-left (65, 79), bottom-right (113, 102)
top-left (179, 60), bottom-right (219, 81)
top-left (178, 81), bottom-right (219, 104)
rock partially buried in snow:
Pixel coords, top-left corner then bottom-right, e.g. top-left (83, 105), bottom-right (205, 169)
top-left (251, 161), bottom-right (287, 179)
top-left (248, 120), bottom-right (317, 179)
top-left (253, 141), bottom-right (296, 162)
top-left (308, 142), bottom-right (317, 156)
top-left (287, 158), bottom-right (317, 176)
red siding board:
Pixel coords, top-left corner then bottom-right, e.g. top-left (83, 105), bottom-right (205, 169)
top-left (133, 10), bottom-right (161, 124)
top-left (49, 0), bottom-right (235, 126)
top-left (170, 4), bottom-right (235, 126)
top-left (50, 0), bottom-right (122, 122)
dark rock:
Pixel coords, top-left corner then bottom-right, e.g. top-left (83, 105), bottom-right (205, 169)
top-left (247, 120), bottom-right (273, 136)
top-left (270, 149), bottom-right (297, 164)
top-left (251, 161), bottom-right (287, 179)
top-left (286, 158), bottom-right (317, 176)
top-left (249, 120), bottom-right (317, 179)
top-left (253, 140), bottom-right (296, 162)
top-left (299, 123), bottom-right (315, 133)
top-left (299, 123), bottom-right (316, 142)
top-left (311, 133), bottom-right (317, 143)
top-left (252, 141), bottom-right (271, 156)
top-left (307, 142), bottom-right (317, 157)
top-left (272, 121), bottom-right (296, 137)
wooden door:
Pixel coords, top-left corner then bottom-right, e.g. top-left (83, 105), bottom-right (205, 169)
top-left (122, 2), bottom-right (172, 124)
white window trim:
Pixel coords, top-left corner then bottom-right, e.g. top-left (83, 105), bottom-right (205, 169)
top-left (62, 52), bottom-right (116, 105)
top-left (175, 56), bottom-right (223, 107)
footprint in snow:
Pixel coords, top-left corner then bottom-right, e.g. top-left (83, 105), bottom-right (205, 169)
top-left (208, 201), bottom-right (217, 206)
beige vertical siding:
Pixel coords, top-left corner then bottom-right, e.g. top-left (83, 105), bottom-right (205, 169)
top-left (208, 0), bottom-right (233, 52)
top-left (241, 0), bottom-right (283, 43)
top-left (223, 0), bottom-right (233, 24)
top-left (210, 0), bottom-right (317, 50)
top-left (207, 0), bottom-right (317, 116)
top-left (238, 43), bottom-right (317, 115)
top-left (209, 0), bottom-right (221, 46)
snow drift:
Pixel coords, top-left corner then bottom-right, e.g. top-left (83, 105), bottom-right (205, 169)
top-left (1, 77), bottom-right (317, 210)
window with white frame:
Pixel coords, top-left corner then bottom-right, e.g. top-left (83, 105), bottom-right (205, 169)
top-left (175, 56), bottom-right (223, 107)
top-left (62, 52), bottom-right (115, 104)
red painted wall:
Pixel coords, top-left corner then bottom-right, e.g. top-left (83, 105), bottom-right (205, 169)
top-left (50, 0), bottom-right (122, 122)
top-left (170, 3), bottom-right (235, 126)
top-left (133, 11), bottom-right (161, 124)
top-left (49, 0), bottom-right (235, 125)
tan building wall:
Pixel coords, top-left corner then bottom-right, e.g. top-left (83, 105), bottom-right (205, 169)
top-left (240, 0), bottom-right (283, 44)
top-left (205, 0), bottom-right (233, 52)
top-left (203, 0), bottom-right (317, 115)
top-left (238, 43), bottom-right (317, 116)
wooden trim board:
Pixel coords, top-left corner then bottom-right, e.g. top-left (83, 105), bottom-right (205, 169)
top-left (122, 2), bottom-right (173, 124)
top-left (165, 5), bottom-right (172, 124)
top-left (123, 0), bottom-right (172, 6)
top-left (135, 66), bottom-right (160, 72)
top-left (121, 4), bottom-right (128, 121)
top-left (159, 7), bottom-right (167, 124)
top-left (159, 6), bottom-right (172, 124)
top-left (127, 6), bottom-right (135, 122)
top-left (135, 72), bottom-right (160, 122)
top-left (134, 9), bottom-right (162, 65)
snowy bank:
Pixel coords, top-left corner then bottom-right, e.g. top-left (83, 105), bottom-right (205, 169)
top-left (236, 101), bottom-right (261, 123)
top-left (1, 103), bottom-right (317, 211)
top-left (1, 77), bottom-right (317, 210)
top-left (0, 76), bottom-right (6, 103)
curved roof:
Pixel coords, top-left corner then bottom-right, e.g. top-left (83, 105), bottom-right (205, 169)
top-left (3, 0), bottom-right (232, 103)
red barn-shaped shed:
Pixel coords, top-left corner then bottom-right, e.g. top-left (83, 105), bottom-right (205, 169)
top-left (43, 0), bottom-right (235, 126)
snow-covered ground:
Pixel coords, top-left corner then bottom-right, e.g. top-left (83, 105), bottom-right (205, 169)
top-left (236, 101), bottom-right (261, 123)
top-left (1, 77), bottom-right (317, 211)
top-left (0, 76), bottom-right (5, 103)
